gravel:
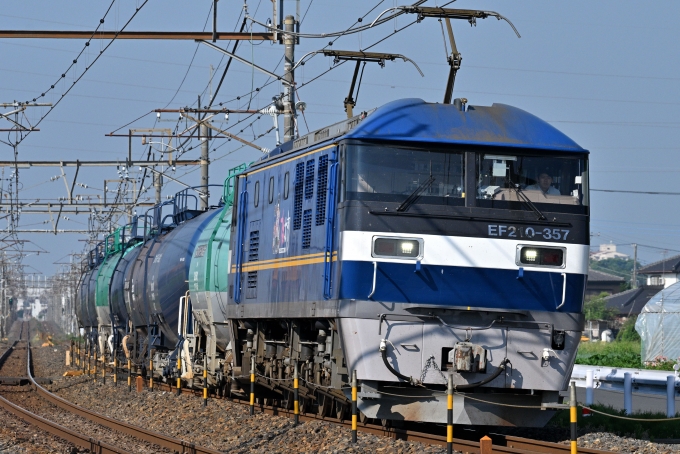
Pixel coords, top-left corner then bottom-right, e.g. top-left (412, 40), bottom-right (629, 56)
top-left (6, 320), bottom-right (680, 453)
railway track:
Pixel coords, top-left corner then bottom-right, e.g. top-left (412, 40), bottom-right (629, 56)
top-left (9, 322), bottom-right (610, 454)
top-left (148, 377), bottom-right (615, 454)
top-left (0, 322), bottom-right (222, 454)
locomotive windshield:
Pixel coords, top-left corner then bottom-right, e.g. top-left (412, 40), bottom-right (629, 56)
top-left (343, 144), bottom-right (588, 214)
top-left (477, 153), bottom-right (588, 210)
top-left (343, 144), bottom-right (465, 206)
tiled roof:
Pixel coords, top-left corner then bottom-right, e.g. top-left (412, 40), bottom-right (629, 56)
top-left (604, 285), bottom-right (665, 316)
top-left (638, 254), bottom-right (680, 274)
top-left (588, 268), bottom-right (625, 282)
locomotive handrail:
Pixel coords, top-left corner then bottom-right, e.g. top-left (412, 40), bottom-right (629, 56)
top-left (556, 272), bottom-right (567, 310)
top-left (323, 157), bottom-right (339, 299)
top-left (233, 178), bottom-right (248, 303)
top-left (368, 261), bottom-right (378, 299)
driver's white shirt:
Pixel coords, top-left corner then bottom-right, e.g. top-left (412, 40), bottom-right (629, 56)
top-left (524, 184), bottom-right (560, 195)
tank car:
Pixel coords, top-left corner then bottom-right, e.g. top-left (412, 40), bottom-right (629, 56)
top-left (188, 98), bottom-right (589, 426)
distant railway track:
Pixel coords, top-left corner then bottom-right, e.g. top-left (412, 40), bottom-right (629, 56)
top-left (0, 322), bottom-right (222, 454)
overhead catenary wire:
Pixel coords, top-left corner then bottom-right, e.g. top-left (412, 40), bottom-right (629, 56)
top-left (12, 0), bottom-right (151, 148)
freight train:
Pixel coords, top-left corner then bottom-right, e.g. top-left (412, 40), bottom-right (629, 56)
top-left (76, 97), bottom-right (589, 426)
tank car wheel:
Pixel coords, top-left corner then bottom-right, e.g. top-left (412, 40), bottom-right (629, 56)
top-left (359, 411), bottom-right (368, 424)
top-left (380, 418), bottom-right (391, 428)
top-left (334, 400), bottom-right (347, 420)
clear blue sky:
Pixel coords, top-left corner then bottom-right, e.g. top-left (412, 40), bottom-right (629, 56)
top-left (1, 0), bottom-right (679, 276)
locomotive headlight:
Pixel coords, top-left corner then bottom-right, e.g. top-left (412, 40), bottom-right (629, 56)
top-left (400, 241), bottom-right (415, 255)
top-left (517, 246), bottom-right (565, 268)
top-left (373, 237), bottom-right (422, 259)
top-left (523, 249), bottom-right (538, 262)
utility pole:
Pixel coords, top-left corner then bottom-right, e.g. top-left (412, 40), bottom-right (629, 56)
top-left (632, 243), bottom-right (638, 289)
top-left (283, 15), bottom-right (296, 143)
top-left (199, 95), bottom-right (209, 210)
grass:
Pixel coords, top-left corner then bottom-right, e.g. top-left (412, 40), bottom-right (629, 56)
top-left (575, 341), bottom-right (678, 371)
top-left (550, 404), bottom-right (680, 440)
top-left (576, 340), bottom-right (643, 368)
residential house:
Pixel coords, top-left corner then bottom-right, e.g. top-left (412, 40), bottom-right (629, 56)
top-left (637, 254), bottom-right (680, 288)
top-left (586, 268), bottom-right (625, 298)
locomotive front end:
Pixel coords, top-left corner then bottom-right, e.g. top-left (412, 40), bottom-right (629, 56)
top-left (335, 99), bottom-right (589, 426)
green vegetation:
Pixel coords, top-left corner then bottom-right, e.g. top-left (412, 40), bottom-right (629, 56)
top-left (551, 404), bottom-right (680, 440)
top-left (576, 340), bottom-right (642, 368)
top-left (583, 292), bottom-right (618, 321)
top-left (616, 316), bottom-right (641, 342)
top-left (576, 338), bottom-right (677, 371)
top-left (590, 257), bottom-right (641, 286)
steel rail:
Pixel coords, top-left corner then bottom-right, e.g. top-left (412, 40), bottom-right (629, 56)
top-left (28, 345), bottom-right (222, 454)
top-left (0, 332), bottom-right (126, 453)
top-left (151, 381), bottom-right (614, 454)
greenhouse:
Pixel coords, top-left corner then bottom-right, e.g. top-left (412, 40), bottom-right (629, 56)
top-left (635, 281), bottom-right (680, 363)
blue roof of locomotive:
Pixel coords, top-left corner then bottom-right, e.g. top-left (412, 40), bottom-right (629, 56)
top-left (343, 98), bottom-right (586, 153)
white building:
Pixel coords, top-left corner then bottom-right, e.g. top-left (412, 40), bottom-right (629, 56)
top-left (590, 243), bottom-right (629, 261)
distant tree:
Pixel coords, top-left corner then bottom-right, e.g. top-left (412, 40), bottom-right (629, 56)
top-left (590, 258), bottom-right (642, 286)
top-left (617, 316), bottom-right (641, 342)
top-left (584, 292), bottom-right (618, 321)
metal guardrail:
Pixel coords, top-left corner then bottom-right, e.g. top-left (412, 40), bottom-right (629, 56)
top-left (572, 365), bottom-right (680, 394)
top-left (572, 364), bottom-right (680, 416)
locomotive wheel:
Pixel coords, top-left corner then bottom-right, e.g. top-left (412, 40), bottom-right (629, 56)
top-left (316, 393), bottom-right (332, 417)
top-left (359, 411), bottom-right (368, 424)
top-left (299, 396), bottom-right (308, 414)
top-left (334, 400), bottom-right (347, 420)
top-left (281, 390), bottom-right (294, 410)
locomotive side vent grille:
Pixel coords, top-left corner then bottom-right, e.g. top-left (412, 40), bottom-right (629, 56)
top-left (302, 210), bottom-right (312, 249)
top-left (247, 229), bottom-right (259, 298)
top-left (293, 162), bottom-right (304, 230)
top-left (304, 159), bottom-right (315, 199)
top-left (315, 155), bottom-right (329, 226)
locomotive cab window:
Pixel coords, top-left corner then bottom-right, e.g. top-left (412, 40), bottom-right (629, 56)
top-left (476, 152), bottom-right (588, 214)
top-left (344, 144), bottom-right (464, 206)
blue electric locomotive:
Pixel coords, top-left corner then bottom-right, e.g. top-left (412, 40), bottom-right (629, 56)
top-left (205, 97), bottom-right (589, 426)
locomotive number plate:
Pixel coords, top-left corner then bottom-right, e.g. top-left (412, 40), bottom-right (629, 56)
top-left (487, 224), bottom-right (570, 241)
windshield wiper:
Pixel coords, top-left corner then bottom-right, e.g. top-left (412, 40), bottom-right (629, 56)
top-left (507, 178), bottom-right (546, 221)
top-left (396, 175), bottom-right (435, 212)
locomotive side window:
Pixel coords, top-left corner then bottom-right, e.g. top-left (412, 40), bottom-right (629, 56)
top-left (268, 176), bottom-right (274, 204)
top-left (344, 144), bottom-right (464, 206)
top-left (476, 152), bottom-right (588, 214)
top-left (254, 180), bottom-right (260, 207)
top-left (283, 172), bottom-right (290, 199)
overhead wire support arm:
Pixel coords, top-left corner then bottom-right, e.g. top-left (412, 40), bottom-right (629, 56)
top-left (181, 113), bottom-right (270, 153)
top-left (0, 30), bottom-right (274, 40)
top-left (371, 7), bottom-right (520, 104)
top-left (370, 7), bottom-right (521, 38)
top-left (197, 40), bottom-right (292, 85)
top-left (307, 50), bottom-right (423, 118)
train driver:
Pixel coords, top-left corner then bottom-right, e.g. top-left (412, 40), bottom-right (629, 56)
top-left (525, 171), bottom-right (560, 195)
